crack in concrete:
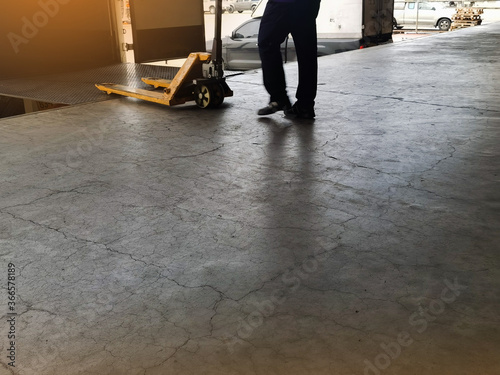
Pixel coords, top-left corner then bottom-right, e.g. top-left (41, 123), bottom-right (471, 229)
top-left (418, 142), bottom-right (459, 175)
top-left (319, 89), bottom-right (500, 114)
top-left (16, 307), bottom-right (57, 318)
top-left (403, 183), bottom-right (464, 202)
top-left (0, 360), bottom-right (16, 375)
top-left (1, 209), bottom-right (234, 305)
top-left (102, 143), bottom-right (226, 166)
top-left (0, 182), bottom-right (110, 211)
top-left (142, 336), bottom-right (191, 373)
top-left (169, 144), bottom-right (224, 160)
top-left (2, 211), bottom-right (71, 240)
top-left (206, 293), bottom-right (226, 339)
top-left (323, 152), bottom-right (409, 182)
top-left (323, 137), bottom-right (460, 183)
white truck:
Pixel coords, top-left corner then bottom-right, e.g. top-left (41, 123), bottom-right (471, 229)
top-left (393, 1), bottom-right (456, 30)
top-left (253, 0), bottom-right (394, 44)
top-left (220, 0), bottom-right (394, 70)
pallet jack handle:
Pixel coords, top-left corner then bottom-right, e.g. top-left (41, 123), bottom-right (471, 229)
top-left (211, 0), bottom-right (224, 78)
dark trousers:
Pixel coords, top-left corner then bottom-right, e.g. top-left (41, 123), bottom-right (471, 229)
top-left (258, 0), bottom-right (321, 109)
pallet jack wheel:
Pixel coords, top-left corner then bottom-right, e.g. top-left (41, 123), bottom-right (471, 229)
top-left (194, 84), bottom-right (213, 108)
top-left (210, 83), bottom-right (225, 108)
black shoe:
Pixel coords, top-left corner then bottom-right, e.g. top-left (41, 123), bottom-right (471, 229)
top-left (258, 102), bottom-right (291, 116)
top-left (284, 103), bottom-right (315, 119)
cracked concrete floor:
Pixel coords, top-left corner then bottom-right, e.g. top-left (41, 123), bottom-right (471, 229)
top-left (0, 23), bottom-right (499, 375)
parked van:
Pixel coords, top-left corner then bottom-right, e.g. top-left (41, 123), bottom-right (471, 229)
top-left (393, 1), bottom-right (456, 30)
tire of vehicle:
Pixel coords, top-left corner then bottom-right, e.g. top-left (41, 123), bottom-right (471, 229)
top-left (251, 4), bottom-right (257, 12)
top-left (238, 10), bottom-right (243, 13)
top-left (228, 5), bottom-right (234, 13)
top-left (194, 84), bottom-right (213, 108)
top-left (209, 6), bottom-right (215, 14)
top-left (393, 18), bottom-right (404, 30)
top-left (437, 18), bottom-right (451, 31)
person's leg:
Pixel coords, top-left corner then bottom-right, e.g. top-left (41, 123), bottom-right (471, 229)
top-left (289, 0), bottom-right (321, 115)
top-left (258, 2), bottom-right (292, 109)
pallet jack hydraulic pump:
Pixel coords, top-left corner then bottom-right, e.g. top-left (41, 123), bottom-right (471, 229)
top-left (96, 0), bottom-right (232, 109)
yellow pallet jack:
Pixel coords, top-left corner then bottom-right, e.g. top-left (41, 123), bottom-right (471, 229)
top-left (96, 0), bottom-right (232, 109)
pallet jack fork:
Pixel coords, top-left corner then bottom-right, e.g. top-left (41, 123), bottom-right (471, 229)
top-left (96, 0), bottom-right (232, 109)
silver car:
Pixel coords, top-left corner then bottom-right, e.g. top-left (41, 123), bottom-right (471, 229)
top-left (211, 18), bottom-right (361, 71)
top-left (228, 0), bottom-right (259, 13)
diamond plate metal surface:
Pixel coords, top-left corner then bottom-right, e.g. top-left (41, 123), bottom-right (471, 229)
top-left (0, 64), bottom-right (180, 105)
